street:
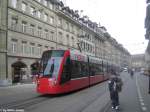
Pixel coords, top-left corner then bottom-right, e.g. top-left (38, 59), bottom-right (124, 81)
top-left (0, 0), bottom-right (149, 112)
top-left (104, 72), bottom-right (150, 112)
top-left (0, 72), bottom-right (150, 112)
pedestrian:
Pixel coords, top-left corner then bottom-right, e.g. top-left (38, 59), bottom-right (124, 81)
top-left (130, 69), bottom-right (134, 78)
top-left (108, 69), bottom-right (123, 110)
top-left (148, 69), bottom-right (150, 94)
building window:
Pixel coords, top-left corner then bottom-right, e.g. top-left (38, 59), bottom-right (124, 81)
top-left (87, 43), bottom-right (89, 52)
top-left (49, 2), bottom-right (53, 9)
top-left (83, 42), bottom-right (86, 51)
top-left (11, 0), bottom-right (17, 8)
top-left (30, 6), bottom-right (36, 16)
top-left (37, 10), bottom-right (41, 18)
top-left (29, 43), bottom-right (35, 55)
top-left (44, 13), bottom-right (48, 22)
top-left (49, 16), bottom-right (54, 24)
top-left (11, 39), bottom-right (17, 53)
top-left (50, 31), bottom-right (54, 41)
top-left (71, 25), bottom-right (74, 33)
top-left (21, 21), bottom-right (27, 33)
top-left (58, 18), bottom-right (62, 27)
top-left (37, 44), bottom-right (42, 56)
top-left (22, 2), bottom-right (27, 12)
top-left (37, 0), bottom-right (41, 2)
top-left (43, 0), bottom-right (48, 6)
top-left (89, 45), bottom-right (92, 52)
top-left (29, 24), bottom-right (35, 35)
top-left (21, 41), bottom-right (27, 54)
top-left (72, 37), bottom-right (74, 47)
top-left (11, 18), bottom-right (17, 30)
top-left (58, 32), bottom-right (63, 44)
top-left (38, 27), bottom-right (42, 37)
top-left (44, 29), bottom-right (49, 39)
top-left (66, 35), bottom-right (69, 46)
top-left (31, 45), bottom-right (35, 55)
top-left (65, 22), bottom-right (69, 31)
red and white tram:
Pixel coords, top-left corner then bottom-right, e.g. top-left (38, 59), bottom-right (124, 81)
top-left (37, 50), bottom-right (112, 94)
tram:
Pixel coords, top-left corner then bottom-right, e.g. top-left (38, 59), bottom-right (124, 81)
top-left (37, 50), bottom-right (112, 94)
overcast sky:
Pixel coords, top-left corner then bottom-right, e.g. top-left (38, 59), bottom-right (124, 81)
top-left (64, 0), bottom-right (148, 54)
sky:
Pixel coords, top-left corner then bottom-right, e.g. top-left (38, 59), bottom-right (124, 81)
top-left (63, 0), bottom-right (149, 55)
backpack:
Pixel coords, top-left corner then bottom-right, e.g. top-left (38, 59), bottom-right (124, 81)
top-left (108, 79), bottom-right (116, 92)
top-left (116, 78), bottom-right (123, 92)
top-left (108, 77), bottom-right (123, 92)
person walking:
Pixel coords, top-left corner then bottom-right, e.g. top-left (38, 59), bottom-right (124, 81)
top-left (130, 69), bottom-right (134, 78)
top-left (108, 69), bottom-right (123, 110)
top-left (148, 69), bottom-right (150, 94)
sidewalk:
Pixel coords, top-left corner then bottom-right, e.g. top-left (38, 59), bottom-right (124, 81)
top-left (0, 82), bottom-right (35, 89)
top-left (0, 83), bottom-right (36, 96)
top-left (0, 83), bottom-right (38, 106)
top-left (0, 77), bottom-right (35, 87)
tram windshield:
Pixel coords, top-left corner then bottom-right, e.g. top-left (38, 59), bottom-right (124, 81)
top-left (40, 50), bottom-right (65, 78)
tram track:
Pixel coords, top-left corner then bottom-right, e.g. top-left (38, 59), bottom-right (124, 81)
top-left (59, 82), bottom-right (109, 112)
top-left (0, 95), bottom-right (52, 110)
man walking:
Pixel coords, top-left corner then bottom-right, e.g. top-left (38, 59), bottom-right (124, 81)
top-left (108, 69), bottom-right (123, 110)
top-left (148, 69), bottom-right (150, 94)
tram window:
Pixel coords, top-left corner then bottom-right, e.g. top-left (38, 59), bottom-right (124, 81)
top-left (89, 63), bottom-right (103, 76)
top-left (40, 50), bottom-right (64, 74)
top-left (41, 51), bottom-right (52, 73)
top-left (99, 64), bottom-right (103, 74)
top-left (77, 62), bottom-right (82, 77)
top-left (103, 63), bottom-right (108, 73)
top-left (95, 64), bottom-right (99, 75)
top-left (81, 62), bottom-right (88, 76)
top-left (71, 60), bottom-right (87, 79)
top-left (78, 62), bottom-right (82, 75)
top-left (97, 64), bottom-right (103, 75)
top-left (85, 62), bottom-right (89, 76)
top-left (90, 63), bottom-right (95, 76)
top-left (94, 64), bottom-right (99, 75)
top-left (71, 60), bottom-right (78, 78)
top-left (106, 64), bottom-right (109, 73)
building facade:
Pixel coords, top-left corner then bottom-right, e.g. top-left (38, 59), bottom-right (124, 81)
top-left (0, 0), bottom-right (58, 85)
top-left (0, 0), bottom-right (131, 86)
top-left (132, 54), bottom-right (146, 71)
top-left (104, 34), bottom-right (131, 70)
top-left (145, 0), bottom-right (150, 72)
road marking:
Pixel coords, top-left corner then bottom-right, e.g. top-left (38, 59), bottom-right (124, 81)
top-left (136, 75), bottom-right (148, 112)
top-left (142, 107), bottom-right (147, 111)
top-left (141, 102), bottom-right (145, 106)
top-left (139, 98), bottom-right (144, 102)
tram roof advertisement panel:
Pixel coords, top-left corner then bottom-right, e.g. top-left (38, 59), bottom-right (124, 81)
top-left (70, 51), bottom-right (88, 62)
